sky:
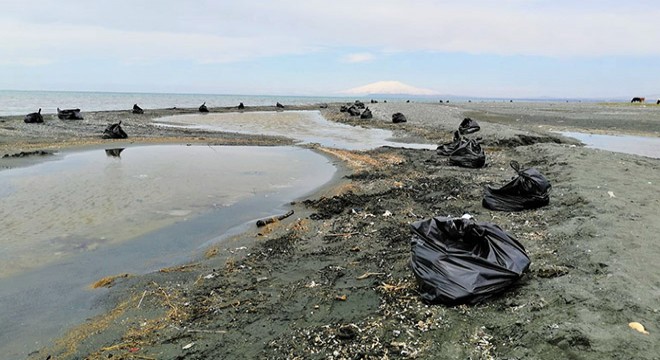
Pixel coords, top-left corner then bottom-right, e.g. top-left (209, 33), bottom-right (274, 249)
top-left (1, 0), bottom-right (659, 99)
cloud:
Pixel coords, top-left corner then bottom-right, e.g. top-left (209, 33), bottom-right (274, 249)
top-left (1, 0), bottom-right (660, 68)
top-left (340, 81), bottom-right (439, 96)
top-left (342, 53), bottom-right (375, 63)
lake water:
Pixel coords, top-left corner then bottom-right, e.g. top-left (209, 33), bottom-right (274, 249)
top-left (562, 131), bottom-right (660, 159)
top-left (0, 144), bottom-right (336, 359)
top-left (155, 110), bottom-right (437, 151)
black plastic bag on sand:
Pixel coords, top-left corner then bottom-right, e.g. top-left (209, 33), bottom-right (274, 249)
top-left (410, 215), bottom-right (530, 305)
top-left (437, 131), bottom-right (465, 156)
top-left (483, 161), bottom-right (551, 211)
top-left (449, 139), bottom-right (485, 168)
top-left (102, 121), bottom-right (128, 139)
top-left (458, 117), bottom-right (480, 134)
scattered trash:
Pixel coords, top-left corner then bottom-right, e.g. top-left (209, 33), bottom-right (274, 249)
top-left (458, 117), bottom-right (481, 134)
top-left (383, 210), bottom-right (393, 217)
top-left (238, 102), bottom-right (245, 109)
top-left (483, 161), bottom-right (552, 211)
top-left (276, 102), bottom-right (285, 108)
top-left (347, 106), bottom-right (361, 116)
top-left (410, 215), bottom-right (530, 305)
top-left (182, 342), bottom-right (195, 350)
top-left (335, 294), bottom-right (348, 301)
top-left (199, 102), bottom-right (209, 112)
top-left (629, 321), bottom-right (649, 335)
top-left (608, 191), bottom-right (616, 198)
top-left (256, 210), bottom-right (294, 227)
top-left (437, 131), bottom-right (466, 156)
top-left (449, 139), bottom-right (486, 168)
top-left (57, 107), bottom-right (83, 120)
top-left (392, 112), bottom-right (407, 123)
top-left (102, 121), bottom-right (128, 139)
top-left (132, 104), bottom-right (144, 114)
top-left (357, 272), bottom-right (385, 280)
top-left (354, 100), bottom-right (366, 109)
top-left (24, 108), bottom-right (44, 123)
top-left (360, 107), bottom-right (373, 119)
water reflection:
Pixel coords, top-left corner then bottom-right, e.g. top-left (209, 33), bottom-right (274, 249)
top-left (562, 132), bottom-right (660, 159)
top-left (104, 148), bottom-right (125, 157)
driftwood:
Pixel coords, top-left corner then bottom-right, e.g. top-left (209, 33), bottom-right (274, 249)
top-left (256, 210), bottom-right (294, 227)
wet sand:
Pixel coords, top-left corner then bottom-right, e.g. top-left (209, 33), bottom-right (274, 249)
top-left (1, 101), bottom-right (659, 359)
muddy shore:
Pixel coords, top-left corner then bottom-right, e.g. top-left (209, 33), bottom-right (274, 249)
top-left (2, 102), bottom-right (659, 359)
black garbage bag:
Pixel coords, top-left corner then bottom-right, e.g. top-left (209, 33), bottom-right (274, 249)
top-left (449, 139), bottom-right (485, 168)
top-left (102, 121), bottom-right (128, 139)
top-left (360, 108), bottom-right (373, 119)
top-left (132, 104), bottom-right (144, 114)
top-left (24, 108), bottom-right (44, 123)
top-left (57, 108), bottom-right (83, 120)
top-left (238, 102), bottom-right (245, 109)
top-left (459, 117), bottom-right (480, 134)
top-left (199, 102), bottom-right (209, 112)
top-left (410, 215), bottom-right (530, 305)
top-left (483, 161), bottom-right (551, 211)
top-left (437, 131), bottom-right (465, 156)
top-left (276, 102), bottom-right (285, 108)
top-left (347, 105), bottom-right (361, 116)
top-left (354, 100), bottom-right (365, 109)
top-left (340, 105), bottom-right (349, 112)
top-left (392, 112), bottom-right (407, 123)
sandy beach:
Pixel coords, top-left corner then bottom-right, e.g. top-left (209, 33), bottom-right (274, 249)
top-left (2, 101), bottom-right (659, 359)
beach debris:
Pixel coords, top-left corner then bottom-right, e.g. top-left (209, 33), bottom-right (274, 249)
top-left (132, 103), bottom-right (144, 114)
top-left (437, 131), bottom-right (466, 156)
top-left (608, 191), bottom-right (616, 198)
top-left (449, 138), bottom-right (486, 168)
top-left (335, 294), bottom-right (348, 301)
top-left (340, 105), bottom-right (348, 112)
top-left (458, 117), bottom-right (481, 134)
top-left (319, 103), bottom-right (328, 108)
top-left (102, 121), bottom-right (128, 139)
top-left (360, 107), bottom-right (373, 119)
top-left (356, 272), bottom-right (385, 280)
top-left (238, 102), bottom-right (245, 109)
top-left (199, 102), bottom-right (209, 112)
top-left (383, 210), bottom-right (393, 217)
top-left (410, 215), bottom-right (530, 305)
top-left (24, 108), bottom-right (44, 123)
top-left (91, 273), bottom-right (132, 289)
top-left (336, 324), bottom-right (360, 340)
top-left (276, 102), bottom-right (285, 108)
top-left (305, 281), bottom-right (320, 288)
top-left (105, 148), bottom-right (125, 157)
top-left (256, 210), bottom-right (295, 227)
top-left (483, 160), bottom-right (552, 211)
top-left (354, 100), bottom-right (365, 109)
top-left (57, 107), bottom-right (83, 120)
top-left (182, 342), bottom-right (195, 350)
top-left (2, 150), bottom-right (52, 158)
top-left (392, 112), bottom-right (407, 123)
top-left (347, 105), bottom-right (361, 116)
top-left (370, 99), bottom-right (378, 103)
top-left (628, 321), bottom-right (650, 335)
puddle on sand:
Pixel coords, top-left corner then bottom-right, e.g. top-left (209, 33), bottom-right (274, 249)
top-left (562, 131), bottom-right (660, 159)
top-left (0, 144), bottom-right (336, 359)
top-left (154, 110), bottom-right (436, 150)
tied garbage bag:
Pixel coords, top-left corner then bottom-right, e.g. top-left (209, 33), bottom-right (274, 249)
top-left (449, 139), bottom-right (486, 168)
top-left (410, 215), bottom-right (530, 305)
top-left (437, 131), bottom-right (466, 156)
top-left (458, 117), bottom-right (480, 134)
top-left (102, 121), bottom-right (128, 139)
top-left (483, 161), bottom-right (551, 211)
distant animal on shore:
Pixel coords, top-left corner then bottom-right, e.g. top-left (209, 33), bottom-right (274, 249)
top-left (631, 97), bottom-right (645, 103)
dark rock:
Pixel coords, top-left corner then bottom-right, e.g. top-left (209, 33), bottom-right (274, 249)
top-left (57, 108), bottom-right (83, 120)
top-left (392, 112), bottom-right (407, 123)
top-left (132, 104), bottom-right (144, 114)
top-left (24, 108), bottom-right (43, 123)
top-left (360, 108), bottom-right (373, 119)
top-left (199, 102), bottom-right (209, 112)
top-left (102, 121), bottom-right (128, 139)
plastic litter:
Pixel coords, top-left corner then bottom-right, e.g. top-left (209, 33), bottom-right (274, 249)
top-left (102, 121), bottom-right (128, 139)
top-left (449, 139), bottom-right (486, 168)
top-left (410, 215), bottom-right (530, 305)
top-left (483, 161), bottom-right (551, 211)
top-left (392, 112), bottom-right (407, 123)
top-left (458, 117), bottom-right (480, 134)
top-left (437, 131), bottom-right (466, 156)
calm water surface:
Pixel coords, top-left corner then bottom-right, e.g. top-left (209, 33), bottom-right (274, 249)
top-left (562, 131), bottom-right (660, 159)
top-left (0, 144), bottom-right (336, 358)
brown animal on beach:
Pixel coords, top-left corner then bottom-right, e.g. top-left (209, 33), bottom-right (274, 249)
top-left (631, 97), bottom-right (645, 103)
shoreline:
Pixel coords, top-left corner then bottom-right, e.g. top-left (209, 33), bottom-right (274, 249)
top-left (1, 102), bottom-right (658, 359)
